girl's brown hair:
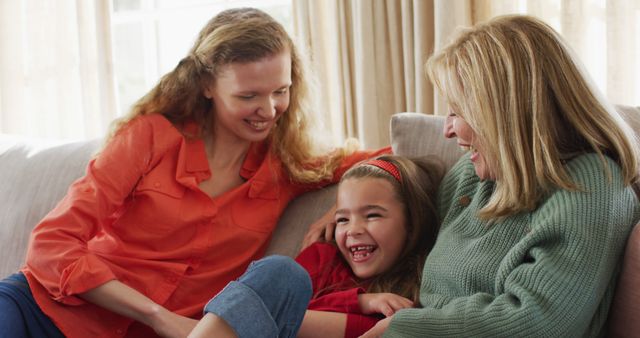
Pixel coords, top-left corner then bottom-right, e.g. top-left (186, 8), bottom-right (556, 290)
top-left (338, 155), bottom-right (444, 303)
top-left (107, 8), bottom-right (351, 183)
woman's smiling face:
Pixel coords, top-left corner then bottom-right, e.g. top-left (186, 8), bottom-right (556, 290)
top-left (443, 111), bottom-right (496, 181)
top-left (204, 51), bottom-right (292, 145)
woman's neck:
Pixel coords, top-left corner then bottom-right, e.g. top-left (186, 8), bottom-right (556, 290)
top-left (204, 132), bottom-right (251, 170)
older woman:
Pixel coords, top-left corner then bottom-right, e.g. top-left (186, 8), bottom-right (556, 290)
top-left (363, 15), bottom-right (640, 337)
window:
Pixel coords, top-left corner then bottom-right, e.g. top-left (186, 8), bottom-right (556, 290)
top-left (111, 0), bottom-right (293, 116)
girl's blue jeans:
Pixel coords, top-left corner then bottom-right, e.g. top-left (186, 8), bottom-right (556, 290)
top-left (203, 255), bottom-right (312, 338)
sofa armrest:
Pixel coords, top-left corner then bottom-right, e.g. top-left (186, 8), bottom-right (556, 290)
top-left (0, 136), bottom-right (100, 277)
top-left (266, 185), bottom-right (337, 257)
top-left (609, 222), bottom-right (640, 337)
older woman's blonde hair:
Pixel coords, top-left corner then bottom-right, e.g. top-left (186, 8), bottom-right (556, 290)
top-left (426, 15), bottom-right (640, 219)
top-left (108, 8), bottom-right (350, 183)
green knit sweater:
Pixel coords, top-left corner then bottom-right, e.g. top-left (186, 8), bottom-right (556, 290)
top-left (386, 153), bottom-right (640, 337)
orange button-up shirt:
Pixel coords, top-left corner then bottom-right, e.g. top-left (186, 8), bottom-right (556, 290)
top-left (22, 114), bottom-right (389, 337)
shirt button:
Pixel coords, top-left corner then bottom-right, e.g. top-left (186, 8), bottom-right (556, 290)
top-left (154, 182), bottom-right (161, 188)
top-left (115, 328), bottom-right (124, 335)
top-left (459, 195), bottom-right (471, 207)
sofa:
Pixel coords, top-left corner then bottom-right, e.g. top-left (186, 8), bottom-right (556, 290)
top-left (1, 108), bottom-right (639, 335)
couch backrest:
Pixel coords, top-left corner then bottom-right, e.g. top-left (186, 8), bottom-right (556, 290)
top-left (609, 223), bottom-right (640, 337)
top-left (390, 112), bottom-right (464, 171)
top-left (0, 136), bottom-right (101, 276)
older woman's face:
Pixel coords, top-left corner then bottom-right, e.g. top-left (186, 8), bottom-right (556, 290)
top-left (443, 110), bottom-right (496, 180)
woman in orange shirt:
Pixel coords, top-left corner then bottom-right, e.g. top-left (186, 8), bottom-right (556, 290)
top-left (0, 8), bottom-right (386, 338)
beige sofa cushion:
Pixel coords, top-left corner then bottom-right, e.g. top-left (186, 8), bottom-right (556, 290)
top-left (390, 112), bottom-right (465, 172)
top-left (609, 223), bottom-right (640, 337)
top-left (0, 136), bottom-right (101, 276)
top-left (266, 185), bottom-right (338, 257)
top-left (618, 104), bottom-right (640, 136)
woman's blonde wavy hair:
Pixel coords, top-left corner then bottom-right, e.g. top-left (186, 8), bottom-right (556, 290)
top-left (426, 15), bottom-right (640, 219)
top-left (108, 8), bottom-right (350, 183)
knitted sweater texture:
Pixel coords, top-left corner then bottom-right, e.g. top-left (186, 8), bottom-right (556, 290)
top-left (385, 153), bottom-right (640, 337)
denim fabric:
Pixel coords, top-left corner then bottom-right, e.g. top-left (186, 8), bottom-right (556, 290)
top-left (0, 272), bottom-right (64, 338)
top-left (204, 255), bottom-right (312, 338)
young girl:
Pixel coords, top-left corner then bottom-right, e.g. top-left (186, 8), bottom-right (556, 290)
top-left (188, 154), bottom-right (444, 338)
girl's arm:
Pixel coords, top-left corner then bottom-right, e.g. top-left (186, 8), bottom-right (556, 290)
top-left (299, 310), bottom-right (387, 338)
top-left (298, 292), bottom-right (411, 338)
top-left (357, 293), bottom-right (413, 317)
top-left (297, 310), bottom-right (347, 338)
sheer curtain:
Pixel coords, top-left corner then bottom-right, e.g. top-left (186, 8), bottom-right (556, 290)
top-left (0, 0), bottom-right (116, 141)
top-left (473, 0), bottom-right (640, 111)
top-left (294, 0), bottom-right (435, 148)
top-left (294, 0), bottom-right (640, 147)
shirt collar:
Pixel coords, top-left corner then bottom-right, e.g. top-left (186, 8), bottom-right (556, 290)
top-left (240, 141), bottom-right (269, 180)
top-left (176, 132), bottom-right (271, 184)
top-left (176, 122), bottom-right (210, 185)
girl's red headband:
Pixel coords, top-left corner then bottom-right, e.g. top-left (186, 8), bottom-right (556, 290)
top-left (364, 159), bottom-right (401, 182)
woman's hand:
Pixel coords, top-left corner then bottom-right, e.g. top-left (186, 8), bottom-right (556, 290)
top-left (148, 306), bottom-right (199, 338)
top-left (187, 313), bottom-right (237, 338)
top-left (359, 316), bottom-right (392, 338)
top-left (301, 205), bottom-right (337, 250)
top-left (79, 280), bottom-right (197, 338)
top-left (358, 293), bottom-right (413, 317)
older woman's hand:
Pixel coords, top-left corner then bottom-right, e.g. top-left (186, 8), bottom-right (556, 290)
top-left (300, 205), bottom-right (336, 251)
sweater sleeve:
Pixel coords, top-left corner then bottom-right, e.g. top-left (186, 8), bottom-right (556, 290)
top-left (385, 154), bottom-right (640, 337)
top-left (24, 116), bottom-right (161, 305)
top-left (307, 288), bottom-right (364, 313)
